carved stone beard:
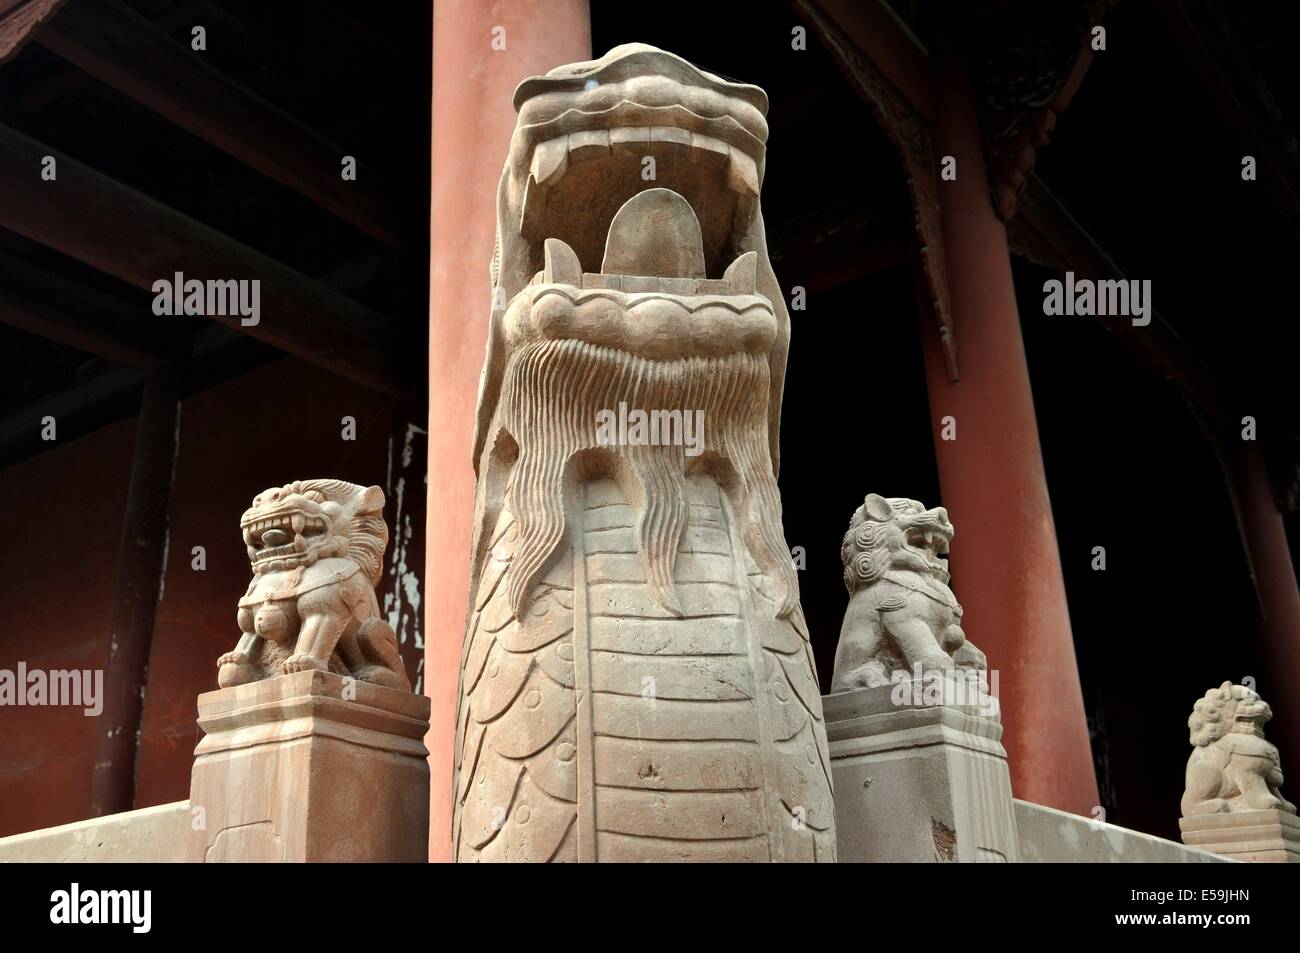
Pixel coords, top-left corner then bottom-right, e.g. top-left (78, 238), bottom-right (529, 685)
top-left (491, 338), bottom-right (797, 620)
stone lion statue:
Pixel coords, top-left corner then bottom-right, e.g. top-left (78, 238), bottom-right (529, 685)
top-left (216, 479), bottom-right (410, 691)
top-left (1181, 681), bottom-right (1295, 817)
top-left (831, 493), bottom-right (986, 692)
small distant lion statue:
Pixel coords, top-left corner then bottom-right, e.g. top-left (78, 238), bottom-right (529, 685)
top-left (1181, 681), bottom-right (1295, 817)
top-left (216, 479), bottom-right (410, 691)
top-left (831, 493), bottom-right (985, 692)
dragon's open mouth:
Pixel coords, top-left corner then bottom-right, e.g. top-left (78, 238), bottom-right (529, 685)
top-left (511, 44), bottom-right (768, 281)
top-left (907, 528), bottom-right (952, 555)
top-left (242, 510), bottom-right (328, 564)
top-left (504, 188), bottom-right (777, 360)
top-left (906, 525), bottom-right (953, 577)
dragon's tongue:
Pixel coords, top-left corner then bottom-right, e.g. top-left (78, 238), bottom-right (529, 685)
top-left (599, 188), bottom-right (706, 279)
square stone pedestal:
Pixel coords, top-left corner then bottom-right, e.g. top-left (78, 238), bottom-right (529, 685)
top-left (824, 677), bottom-right (1019, 862)
top-left (1179, 810), bottom-right (1300, 863)
top-left (187, 670), bottom-right (431, 862)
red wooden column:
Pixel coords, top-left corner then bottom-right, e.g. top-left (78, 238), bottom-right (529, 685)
top-left (426, 0), bottom-right (591, 862)
top-left (1233, 443), bottom-right (1300, 774)
top-left (919, 34), bottom-right (1100, 815)
top-left (89, 357), bottom-right (185, 817)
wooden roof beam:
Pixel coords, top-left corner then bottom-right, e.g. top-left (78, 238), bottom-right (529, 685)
top-left (0, 249), bottom-right (163, 367)
top-left (1011, 174), bottom-right (1227, 428)
top-left (1158, 0), bottom-right (1300, 242)
top-left (0, 0), bottom-right (63, 65)
top-left (0, 122), bottom-right (407, 394)
top-left (804, 0), bottom-right (1230, 430)
top-left (35, 0), bottom-right (400, 246)
top-left (0, 328), bottom-right (282, 469)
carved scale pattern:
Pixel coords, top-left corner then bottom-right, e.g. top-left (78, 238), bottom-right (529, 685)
top-left (453, 335), bottom-right (834, 861)
top-left (454, 474), bottom-right (835, 861)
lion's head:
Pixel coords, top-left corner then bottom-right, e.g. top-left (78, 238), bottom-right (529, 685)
top-left (842, 493), bottom-right (954, 594)
top-left (1188, 680), bottom-right (1273, 748)
top-left (240, 479), bottom-right (387, 584)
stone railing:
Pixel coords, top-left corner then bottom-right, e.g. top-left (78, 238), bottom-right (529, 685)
top-left (1016, 801), bottom-right (1229, 863)
top-left (0, 671), bottom-right (431, 863)
top-left (0, 801), bottom-right (190, 863)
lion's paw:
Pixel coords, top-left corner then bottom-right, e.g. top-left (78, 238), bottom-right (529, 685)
top-left (356, 665), bottom-right (411, 692)
top-left (843, 660), bottom-right (891, 689)
top-left (953, 641), bottom-right (986, 671)
top-left (916, 653), bottom-right (956, 676)
top-left (282, 654), bottom-right (327, 675)
top-left (217, 656), bottom-right (257, 688)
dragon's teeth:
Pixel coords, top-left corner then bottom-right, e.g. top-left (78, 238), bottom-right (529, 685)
top-left (689, 132), bottom-right (730, 168)
top-left (609, 126), bottom-right (649, 155)
top-left (528, 126), bottom-right (759, 195)
top-left (530, 136), bottom-right (568, 186)
top-left (543, 238), bottom-right (582, 286)
top-left (725, 146), bottom-right (759, 197)
top-left (567, 129), bottom-right (610, 163)
top-left (649, 125), bottom-right (691, 148)
top-left (723, 251), bottom-right (757, 294)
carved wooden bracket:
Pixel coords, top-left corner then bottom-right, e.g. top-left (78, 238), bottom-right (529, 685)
top-left (971, 0), bottom-right (1111, 222)
top-left (793, 0), bottom-right (959, 382)
top-left (0, 0), bottom-right (65, 66)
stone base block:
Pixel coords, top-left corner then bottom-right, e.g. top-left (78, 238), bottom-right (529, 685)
top-left (187, 670), bottom-right (430, 862)
top-left (824, 677), bottom-right (1018, 862)
top-left (1179, 810), bottom-right (1300, 863)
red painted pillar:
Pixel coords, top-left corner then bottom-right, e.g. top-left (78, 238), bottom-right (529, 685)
top-left (1232, 443), bottom-right (1300, 775)
top-left (919, 34), bottom-right (1100, 815)
top-left (89, 358), bottom-right (184, 817)
top-left (426, 0), bottom-right (591, 862)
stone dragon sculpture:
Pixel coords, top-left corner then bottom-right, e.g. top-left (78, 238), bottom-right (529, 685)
top-left (217, 479), bottom-right (410, 692)
top-left (452, 44), bottom-right (834, 862)
top-left (1181, 681), bottom-right (1295, 817)
top-left (831, 493), bottom-right (986, 692)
